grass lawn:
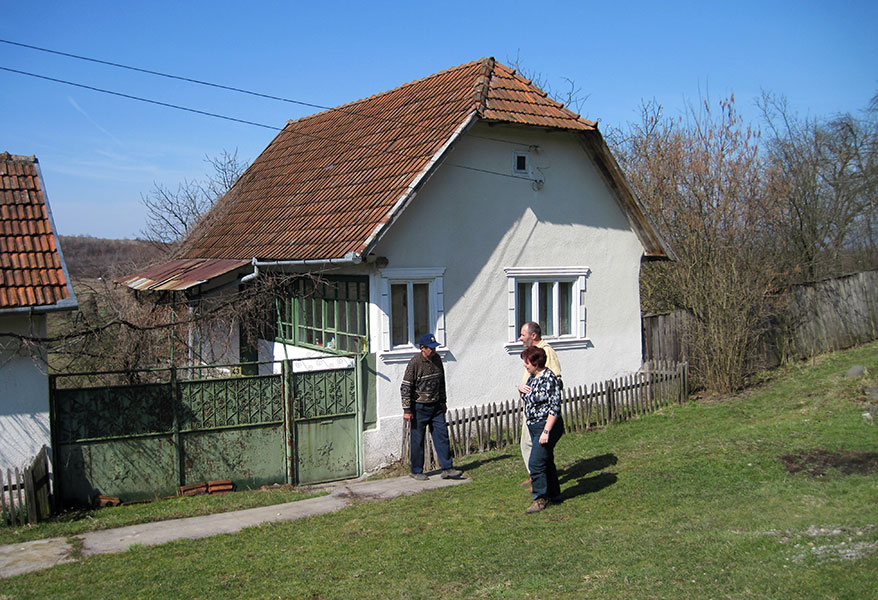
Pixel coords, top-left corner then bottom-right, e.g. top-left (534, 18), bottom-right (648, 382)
top-left (1, 342), bottom-right (876, 599)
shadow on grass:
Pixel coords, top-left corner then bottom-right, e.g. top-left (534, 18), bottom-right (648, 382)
top-left (558, 453), bottom-right (618, 501)
top-left (460, 453), bottom-right (516, 471)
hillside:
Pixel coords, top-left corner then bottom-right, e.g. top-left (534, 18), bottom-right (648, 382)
top-left (58, 235), bottom-right (168, 280)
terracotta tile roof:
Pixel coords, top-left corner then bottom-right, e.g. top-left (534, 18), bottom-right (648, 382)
top-left (180, 58), bottom-right (597, 263)
top-left (0, 152), bottom-right (76, 311)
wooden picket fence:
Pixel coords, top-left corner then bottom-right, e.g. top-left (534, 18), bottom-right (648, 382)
top-left (406, 360), bottom-right (688, 470)
top-left (1, 445), bottom-right (53, 526)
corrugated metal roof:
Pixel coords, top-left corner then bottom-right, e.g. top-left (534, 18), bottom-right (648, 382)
top-left (115, 258), bottom-right (251, 291)
top-left (180, 58), bottom-right (599, 263)
top-left (0, 152), bottom-right (77, 311)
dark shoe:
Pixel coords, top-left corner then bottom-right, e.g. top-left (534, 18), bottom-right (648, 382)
top-left (549, 496), bottom-right (563, 505)
top-left (526, 498), bottom-right (548, 513)
top-left (409, 472), bottom-right (428, 481)
top-left (440, 468), bottom-right (462, 479)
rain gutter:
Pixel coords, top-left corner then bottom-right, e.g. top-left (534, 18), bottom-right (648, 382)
top-left (238, 253), bottom-right (362, 284)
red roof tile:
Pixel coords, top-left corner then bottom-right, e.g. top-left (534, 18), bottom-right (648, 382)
top-left (0, 153), bottom-right (76, 310)
top-left (180, 58), bottom-right (597, 263)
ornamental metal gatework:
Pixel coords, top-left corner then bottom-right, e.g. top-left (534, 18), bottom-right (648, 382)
top-left (178, 375), bottom-right (284, 429)
top-left (50, 359), bottom-right (362, 507)
top-left (289, 361), bottom-right (362, 485)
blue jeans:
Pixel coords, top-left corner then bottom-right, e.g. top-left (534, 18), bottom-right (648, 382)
top-left (410, 402), bottom-right (454, 474)
top-left (527, 418), bottom-right (564, 500)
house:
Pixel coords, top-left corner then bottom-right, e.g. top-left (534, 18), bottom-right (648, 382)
top-left (119, 58), bottom-right (671, 471)
top-left (0, 152), bottom-right (78, 471)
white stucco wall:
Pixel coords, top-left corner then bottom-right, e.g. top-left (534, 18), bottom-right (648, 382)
top-left (362, 123), bottom-right (646, 469)
top-left (0, 314), bottom-right (51, 471)
top-left (259, 340), bottom-right (355, 373)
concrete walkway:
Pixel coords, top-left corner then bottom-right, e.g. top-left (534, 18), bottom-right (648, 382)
top-left (0, 473), bottom-right (470, 578)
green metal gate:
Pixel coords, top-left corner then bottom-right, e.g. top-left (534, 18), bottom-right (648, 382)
top-left (50, 359), bottom-right (363, 506)
top-left (288, 359), bottom-right (362, 484)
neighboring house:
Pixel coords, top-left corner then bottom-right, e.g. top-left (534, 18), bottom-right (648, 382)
top-left (119, 58), bottom-right (671, 471)
top-left (0, 152), bottom-right (78, 471)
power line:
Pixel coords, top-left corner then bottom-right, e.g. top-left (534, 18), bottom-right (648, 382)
top-left (0, 38), bottom-right (533, 148)
top-left (0, 66), bottom-right (281, 131)
top-left (1, 49), bottom-right (542, 183)
top-left (0, 38), bottom-right (335, 113)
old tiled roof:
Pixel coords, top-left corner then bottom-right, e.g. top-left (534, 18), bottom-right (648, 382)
top-left (0, 153), bottom-right (77, 311)
top-left (180, 58), bottom-right (599, 262)
top-left (116, 257), bottom-right (251, 292)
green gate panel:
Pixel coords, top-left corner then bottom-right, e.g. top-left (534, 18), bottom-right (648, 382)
top-left (295, 414), bottom-right (359, 484)
top-left (179, 375), bottom-right (284, 429)
top-left (290, 364), bottom-right (362, 484)
top-left (56, 437), bottom-right (177, 505)
top-left (182, 426), bottom-right (286, 490)
top-left (53, 383), bottom-right (173, 441)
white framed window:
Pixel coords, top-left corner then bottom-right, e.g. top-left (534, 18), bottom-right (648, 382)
top-left (378, 267), bottom-right (445, 359)
top-left (504, 267), bottom-right (590, 350)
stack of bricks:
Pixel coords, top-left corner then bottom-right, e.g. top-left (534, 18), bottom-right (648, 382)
top-left (177, 482), bottom-right (208, 497)
top-left (178, 480), bottom-right (235, 496)
top-left (207, 480), bottom-right (234, 494)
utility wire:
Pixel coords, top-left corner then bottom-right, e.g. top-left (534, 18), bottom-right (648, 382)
top-left (0, 38), bottom-right (335, 112)
top-left (0, 38), bottom-right (452, 136)
top-left (1, 52), bottom-right (542, 182)
top-left (0, 66), bottom-right (535, 183)
top-left (0, 66), bottom-right (281, 131)
top-left (0, 38), bottom-right (534, 148)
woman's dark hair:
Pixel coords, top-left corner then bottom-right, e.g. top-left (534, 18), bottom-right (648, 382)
top-left (520, 346), bottom-right (547, 369)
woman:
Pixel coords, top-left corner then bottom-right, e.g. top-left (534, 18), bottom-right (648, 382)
top-left (520, 345), bottom-right (564, 513)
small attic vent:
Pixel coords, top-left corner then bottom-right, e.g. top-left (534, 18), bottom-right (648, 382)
top-left (514, 151), bottom-right (530, 175)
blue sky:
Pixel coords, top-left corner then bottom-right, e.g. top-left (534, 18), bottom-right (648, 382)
top-left (2, 1), bottom-right (876, 239)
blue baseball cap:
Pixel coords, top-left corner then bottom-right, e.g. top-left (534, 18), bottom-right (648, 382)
top-left (418, 333), bottom-right (440, 348)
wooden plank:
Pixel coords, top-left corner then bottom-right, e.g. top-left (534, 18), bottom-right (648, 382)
top-left (24, 464), bottom-right (37, 524)
top-left (0, 470), bottom-right (7, 525)
top-left (15, 468), bottom-right (25, 526)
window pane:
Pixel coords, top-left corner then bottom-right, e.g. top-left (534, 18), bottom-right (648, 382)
top-left (299, 297), bottom-right (309, 327)
top-left (326, 299), bottom-right (335, 329)
top-left (391, 284), bottom-right (408, 346)
top-left (336, 299), bottom-right (347, 333)
top-left (313, 298), bottom-right (322, 329)
top-left (559, 282), bottom-right (572, 335)
top-left (539, 282), bottom-right (553, 336)
top-left (347, 300), bottom-right (358, 335)
top-left (517, 282), bottom-right (531, 328)
top-left (413, 283), bottom-right (429, 340)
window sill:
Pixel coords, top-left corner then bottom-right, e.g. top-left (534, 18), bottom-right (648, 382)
top-left (503, 338), bottom-right (592, 354)
top-left (379, 347), bottom-right (450, 364)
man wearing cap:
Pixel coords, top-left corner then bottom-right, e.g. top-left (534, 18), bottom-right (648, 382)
top-left (401, 333), bottom-right (462, 480)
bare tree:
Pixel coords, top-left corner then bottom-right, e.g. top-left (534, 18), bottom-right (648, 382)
top-left (615, 95), bottom-right (778, 392)
top-left (141, 149), bottom-right (248, 254)
top-left (759, 92), bottom-right (878, 281)
top-left (12, 271), bottom-right (303, 384)
top-left (506, 52), bottom-right (590, 115)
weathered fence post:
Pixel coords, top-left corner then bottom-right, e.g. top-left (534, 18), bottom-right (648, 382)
top-left (23, 463), bottom-right (37, 524)
top-left (606, 380), bottom-right (615, 422)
